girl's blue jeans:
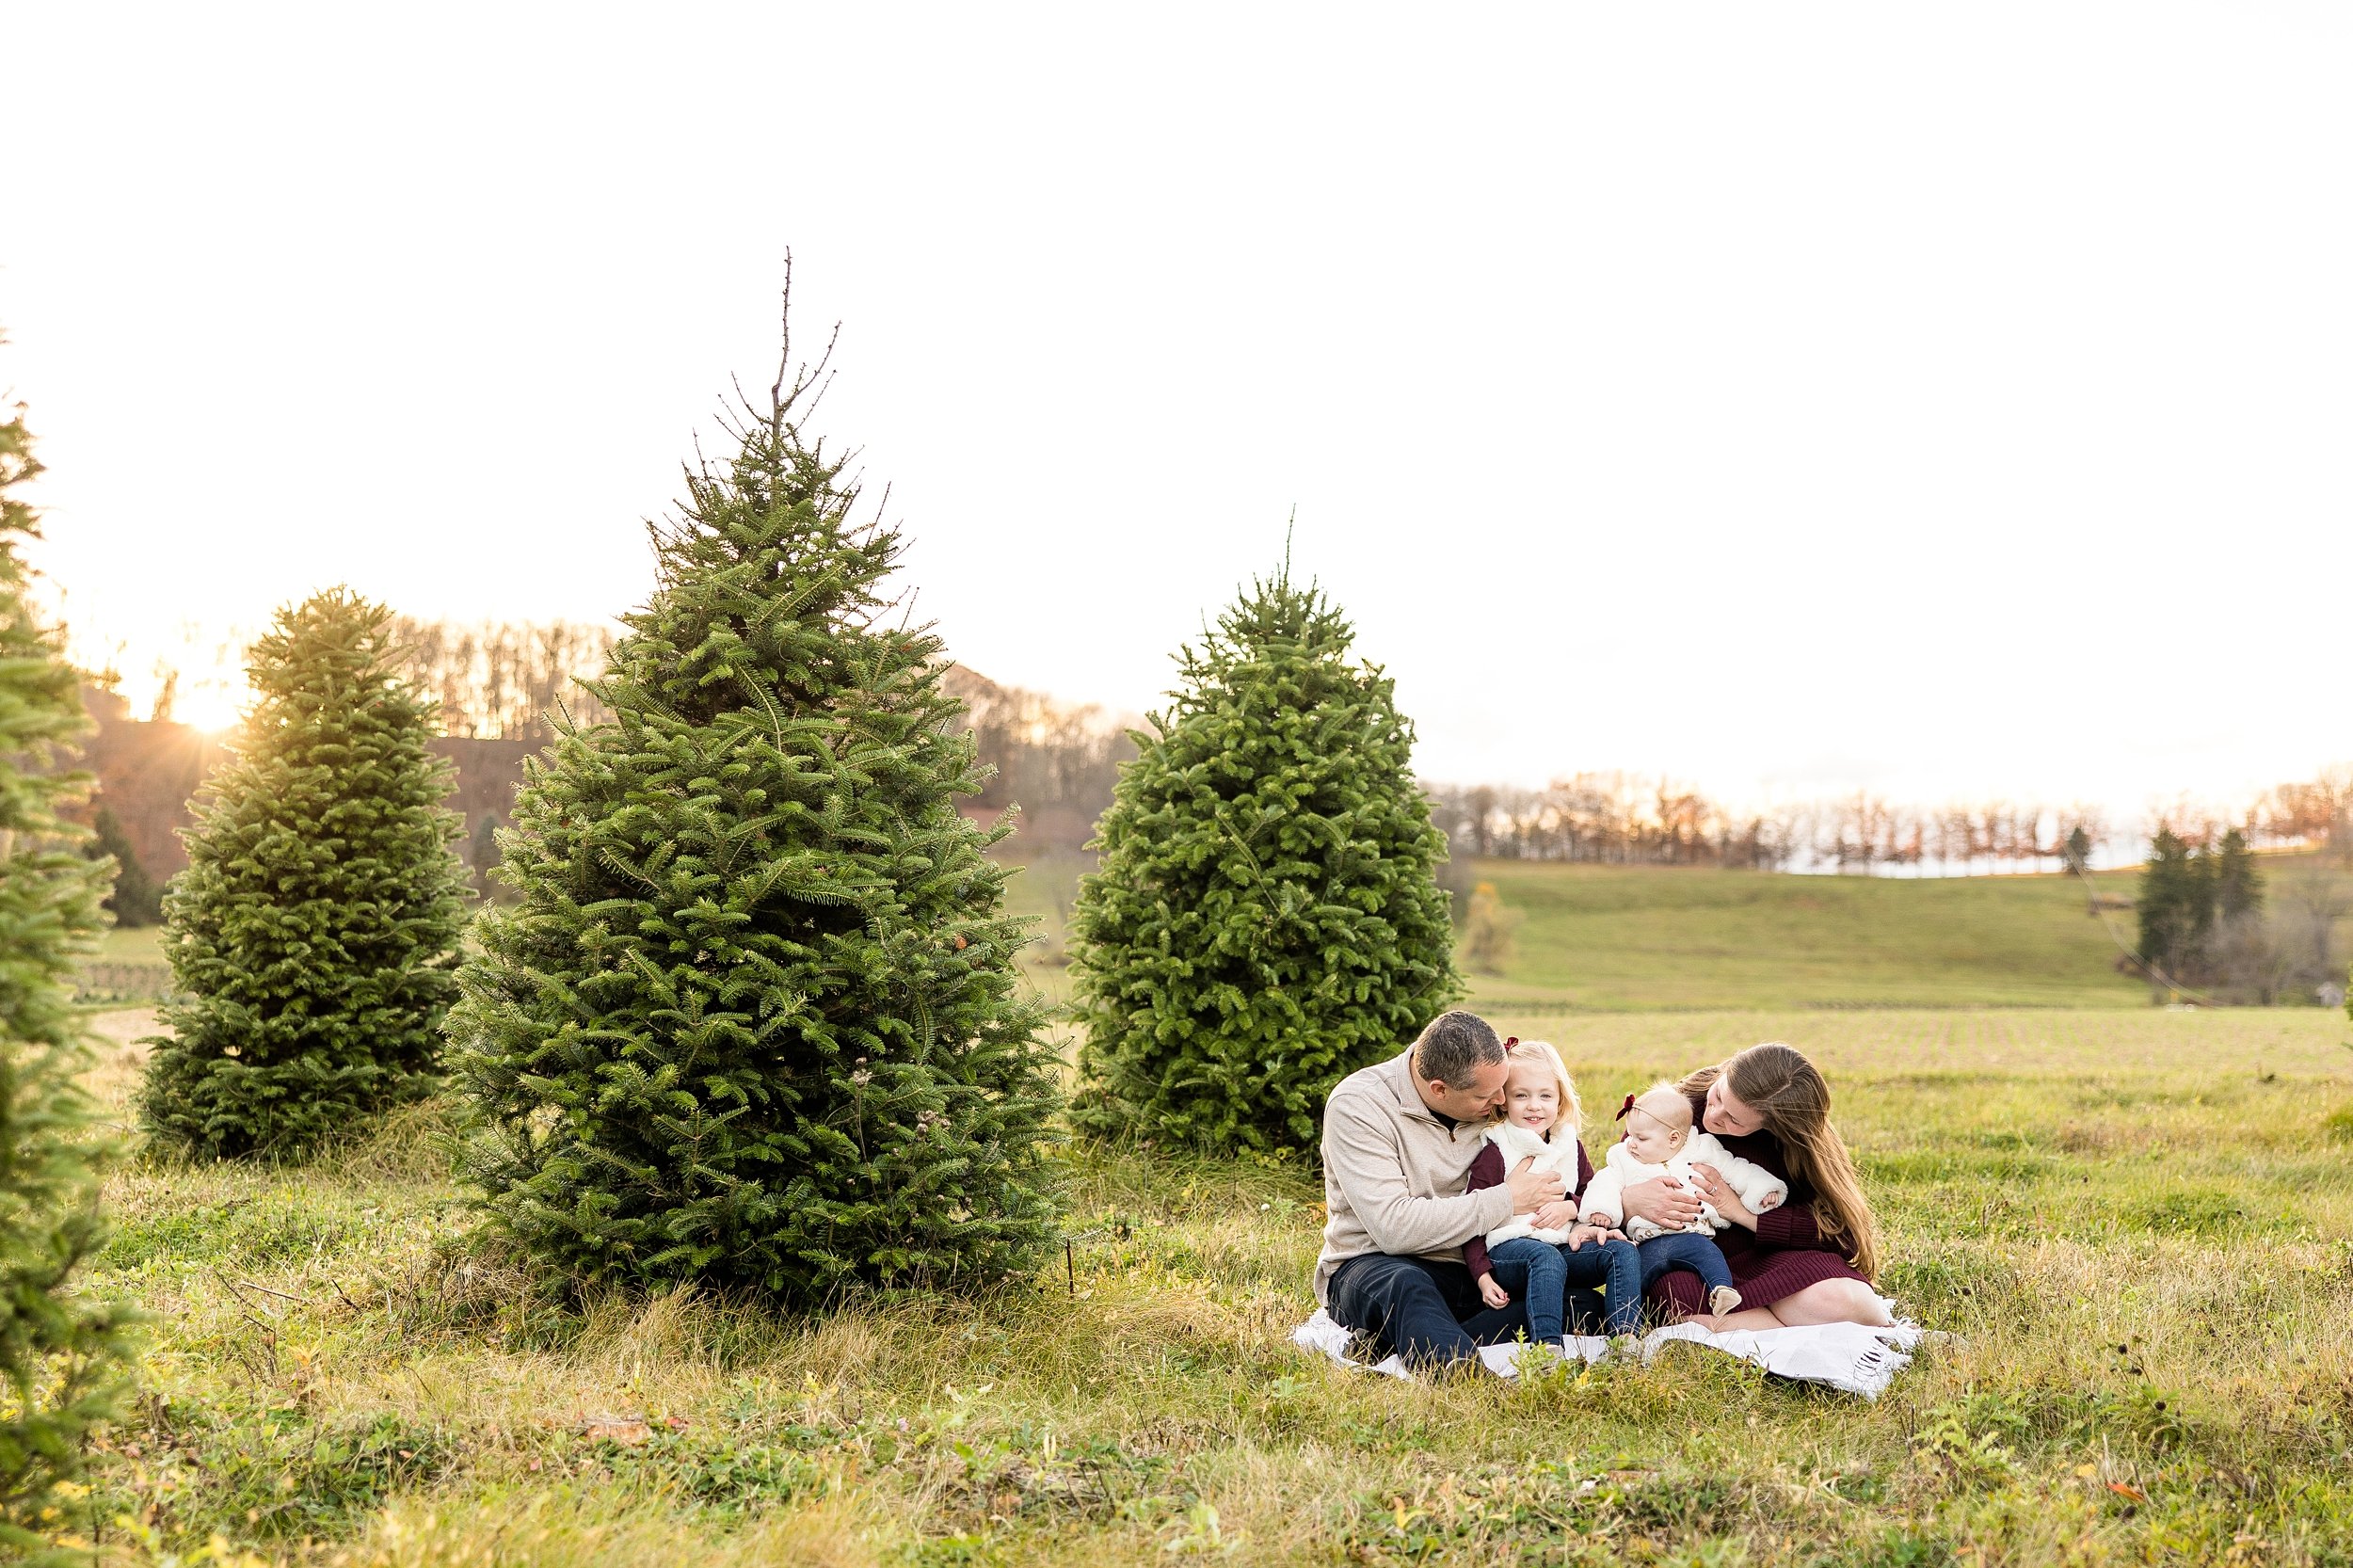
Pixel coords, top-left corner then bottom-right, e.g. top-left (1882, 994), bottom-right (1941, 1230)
top-left (1482, 1235), bottom-right (1645, 1338)
top-left (1636, 1230), bottom-right (1735, 1301)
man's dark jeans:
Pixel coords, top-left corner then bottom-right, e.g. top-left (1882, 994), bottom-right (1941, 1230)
top-left (1328, 1253), bottom-right (1605, 1368)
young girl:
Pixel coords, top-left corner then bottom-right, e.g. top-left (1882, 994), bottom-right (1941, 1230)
top-left (1461, 1039), bottom-right (1645, 1341)
top-left (1580, 1082), bottom-right (1787, 1320)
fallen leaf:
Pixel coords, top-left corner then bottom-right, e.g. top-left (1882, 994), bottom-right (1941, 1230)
top-left (2073, 1464), bottom-right (2099, 1479)
top-left (2107, 1481), bottom-right (2149, 1503)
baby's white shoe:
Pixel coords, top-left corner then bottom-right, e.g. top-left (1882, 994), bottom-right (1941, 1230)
top-left (1707, 1286), bottom-right (1742, 1317)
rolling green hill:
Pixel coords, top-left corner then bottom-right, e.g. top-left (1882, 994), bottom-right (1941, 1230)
top-left (1000, 853), bottom-right (2188, 1012)
top-left (1457, 859), bottom-right (2153, 1011)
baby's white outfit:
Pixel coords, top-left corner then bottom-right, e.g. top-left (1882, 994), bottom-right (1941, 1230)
top-left (1478, 1123), bottom-right (1581, 1249)
top-left (1578, 1134), bottom-right (1788, 1242)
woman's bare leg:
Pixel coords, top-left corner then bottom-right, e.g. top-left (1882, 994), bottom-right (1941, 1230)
top-left (1766, 1278), bottom-right (1892, 1327)
top-left (1680, 1306), bottom-right (1783, 1333)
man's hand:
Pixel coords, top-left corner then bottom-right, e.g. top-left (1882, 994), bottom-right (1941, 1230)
top-left (1620, 1174), bottom-right (1705, 1231)
top-left (1508, 1155), bottom-right (1568, 1215)
top-left (1478, 1273), bottom-right (1511, 1310)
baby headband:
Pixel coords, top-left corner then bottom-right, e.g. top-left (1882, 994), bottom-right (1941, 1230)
top-left (1615, 1093), bottom-right (1636, 1121)
top-left (1503, 1036), bottom-right (1518, 1048)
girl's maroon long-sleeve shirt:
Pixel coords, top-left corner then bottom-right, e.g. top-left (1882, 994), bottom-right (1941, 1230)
top-left (1460, 1135), bottom-right (1596, 1280)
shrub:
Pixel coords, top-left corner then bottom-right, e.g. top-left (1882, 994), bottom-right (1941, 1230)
top-left (1459, 880), bottom-right (1521, 975)
top-left (1070, 564), bottom-right (1462, 1153)
top-left (140, 589), bottom-right (470, 1158)
top-left (448, 299), bottom-right (1061, 1303)
top-left (87, 808), bottom-right (162, 926)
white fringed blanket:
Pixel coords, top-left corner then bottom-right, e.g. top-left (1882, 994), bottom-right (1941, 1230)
top-left (1291, 1306), bottom-right (1925, 1399)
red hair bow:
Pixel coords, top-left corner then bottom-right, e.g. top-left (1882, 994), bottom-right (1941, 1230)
top-left (1614, 1093), bottom-right (1636, 1121)
top-left (1503, 1036), bottom-right (1518, 1048)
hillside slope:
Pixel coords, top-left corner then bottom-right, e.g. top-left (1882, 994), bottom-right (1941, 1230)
top-left (1461, 859), bottom-right (2156, 1011)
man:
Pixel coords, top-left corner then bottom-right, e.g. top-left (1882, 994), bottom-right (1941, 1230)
top-left (1314, 1009), bottom-right (1568, 1369)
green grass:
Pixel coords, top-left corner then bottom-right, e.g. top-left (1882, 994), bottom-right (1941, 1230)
top-left (995, 852), bottom-right (2199, 1012)
top-left (1458, 859), bottom-right (2177, 1011)
top-left (58, 1003), bottom-right (2353, 1566)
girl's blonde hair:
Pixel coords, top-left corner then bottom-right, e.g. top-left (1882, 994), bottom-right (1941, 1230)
top-left (1679, 1042), bottom-right (1880, 1279)
top-left (1492, 1037), bottom-right (1582, 1144)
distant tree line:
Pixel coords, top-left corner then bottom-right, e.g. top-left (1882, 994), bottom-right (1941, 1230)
top-left (2134, 818), bottom-right (2350, 1005)
top-left (938, 664), bottom-right (1137, 853)
top-left (1421, 776), bottom-right (2112, 875)
top-left (387, 616), bottom-right (618, 742)
top-left (2257, 764), bottom-right (2353, 860)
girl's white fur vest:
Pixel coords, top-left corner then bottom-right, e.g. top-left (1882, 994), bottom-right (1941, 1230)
top-left (1478, 1122), bottom-right (1582, 1249)
top-left (1579, 1134), bottom-right (1788, 1241)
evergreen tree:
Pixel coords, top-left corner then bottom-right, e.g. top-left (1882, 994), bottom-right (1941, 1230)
top-left (2212, 826), bottom-right (2264, 920)
top-left (140, 590), bottom-right (469, 1158)
top-left (88, 808), bottom-right (161, 927)
top-left (0, 374), bottom-right (135, 1558)
top-left (2136, 825), bottom-right (2214, 983)
top-left (1459, 881), bottom-right (1520, 976)
top-left (467, 812), bottom-right (504, 903)
top-left (448, 305), bottom-right (1060, 1304)
top-left (1070, 564), bottom-right (1463, 1154)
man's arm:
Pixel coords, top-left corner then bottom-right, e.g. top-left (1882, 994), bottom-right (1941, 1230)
top-left (1323, 1098), bottom-right (1515, 1256)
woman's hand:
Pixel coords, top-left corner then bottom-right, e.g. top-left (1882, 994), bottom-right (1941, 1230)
top-left (1563, 1223), bottom-right (1625, 1251)
top-left (1620, 1174), bottom-right (1705, 1232)
top-left (1532, 1199), bottom-right (1580, 1231)
top-left (1689, 1165), bottom-right (1755, 1230)
top-left (1478, 1273), bottom-right (1511, 1310)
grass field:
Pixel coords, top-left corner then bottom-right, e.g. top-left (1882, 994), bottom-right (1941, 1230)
top-left (999, 853), bottom-right (2182, 1012)
top-left (1456, 861), bottom-right (2163, 1011)
top-left (62, 1001), bottom-right (2353, 1566)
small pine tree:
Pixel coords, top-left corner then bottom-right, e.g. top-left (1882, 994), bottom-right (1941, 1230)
top-left (2136, 825), bottom-right (2219, 988)
top-left (1070, 564), bottom-right (1463, 1154)
top-left (1459, 881), bottom-right (1521, 976)
top-left (88, 808), bottom-right (162, 927)
top-left (466, 812), bottom-right (504, 903)
top-left (140, 590), bottom-right (470, 1158)
top-left (0, 374), bottom-right (135, 1557)
top-left (2212, 826), bottom-right (2264, 920)
top-left (448, 300), bottom-right (1061, 1303)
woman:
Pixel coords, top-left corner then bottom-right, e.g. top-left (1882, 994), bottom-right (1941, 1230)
top-left (1616, 1041), bottom-right (1888, 1329)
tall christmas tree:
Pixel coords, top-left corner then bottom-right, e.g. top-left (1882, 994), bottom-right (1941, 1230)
top-left (140, 589), bottom-right (470, 1158)
top-left (1070, 561), bottom-right (1463, 1154)
top-left (448, 287), bottom-right (1060, 1303)
top-left (0, 370), bottom-right (135, 1557)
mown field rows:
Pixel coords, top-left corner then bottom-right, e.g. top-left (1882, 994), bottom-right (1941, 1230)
top-left (67, 1004), bottom-right (2353, 1566)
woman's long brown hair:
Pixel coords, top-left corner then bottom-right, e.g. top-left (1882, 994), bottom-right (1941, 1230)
top-left (1681, 1043), bottom-right (1879, 1279)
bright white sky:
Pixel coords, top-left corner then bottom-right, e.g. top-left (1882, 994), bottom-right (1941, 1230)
top-left (6, 5), bottom-right (2347, 823)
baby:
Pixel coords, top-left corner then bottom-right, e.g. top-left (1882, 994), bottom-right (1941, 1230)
top-left (1579, 1082), bottom-right (1788, 1319)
